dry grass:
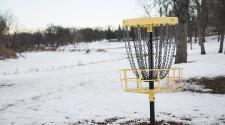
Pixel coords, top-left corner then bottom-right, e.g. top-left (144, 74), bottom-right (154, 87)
top-left (185, 76), bottom-right (225, 94)
top-left (0, 46), bottom-right (17, 59)
top-left (73, 117), bottom-right (187, 125)
top-left (96, 49), bottom-right (106, 52)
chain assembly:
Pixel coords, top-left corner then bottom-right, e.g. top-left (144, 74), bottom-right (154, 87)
top-left (123, 25), bottom-right (176, 80)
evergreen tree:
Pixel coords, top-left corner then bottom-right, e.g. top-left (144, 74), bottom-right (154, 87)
top-left (116, 25), bottom-right (123, 41)
top-left (106, 26), bottom-right (112, 40)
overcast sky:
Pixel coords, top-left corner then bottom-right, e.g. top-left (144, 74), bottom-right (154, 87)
top-left (1, 0), bottom-right (144, 30)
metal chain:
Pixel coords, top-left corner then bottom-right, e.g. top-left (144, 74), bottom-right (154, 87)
top-left (142, 27), bottom-right (149, 79)
top-left (123, 24), bottom-right (176, 80)
top-left (124, 27), bottom-right (138, 77)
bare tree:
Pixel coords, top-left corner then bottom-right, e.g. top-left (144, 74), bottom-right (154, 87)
top-left (174, 0), bottom-right (189, 63)
top-left (139, 0), bottom-right (152, 17)
top-left (193, 17), bottom-right (198, 43)
top-left (187, 3), bottom-right (197, 50)
top-left (0, 10), bottom-right (16, 59)
top-left (194, 0), bottom-right (208, 54)
top-left (218, 30), bottom-right (224, 53)
top-left (194, 0), bottom-right (211, 54)
top-left (188, 19), bottom-right (193, 50)
top-left (207, 0), bottom-right (225, 53)
top-left (214, 0), bottom-right (225, 53)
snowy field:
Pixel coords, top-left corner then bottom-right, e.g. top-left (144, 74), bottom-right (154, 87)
top-left (0, 36), bottom-right (225, 125)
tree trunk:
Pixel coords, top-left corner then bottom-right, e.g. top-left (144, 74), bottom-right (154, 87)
top-left (196, 0), bottom-right (207, 54)
top-left (194, 18), bottom-right (198, 43)
top-left (203, 26), bottom-right (206, 42)
top-left (218, 33), bottom-right (220, 42)
top-left (203, 35), bottom-right (206, 43)
top-left (198, 31), bottom-right (206, 54)
top-left (195, 26), bottom-right (197, 43)
top-left (175, 0), bottom-right (189, 64)
top-left (188, 22), bottom-right (191, 43)
top-left (197, 20), bottom-right (206, 54)
top-left (190, 36), bottom-right (193, 50)
top-left (197, 23), bottom-right (206, 54)
top-left (187, 23), bottom-right (193, 49)
top-left (218, 30), bottom-right (224, 53)
top-left (189, 21), bottom-right (193, 49)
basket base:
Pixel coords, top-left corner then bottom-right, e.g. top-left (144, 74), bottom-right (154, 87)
top-left (120, 68), bottom-right (183, 95)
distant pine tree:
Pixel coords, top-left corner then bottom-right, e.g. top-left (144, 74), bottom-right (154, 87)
top-left (116, 25), bottom-right (123, 41)
top-left (106, 26), bottom-right (112, 40)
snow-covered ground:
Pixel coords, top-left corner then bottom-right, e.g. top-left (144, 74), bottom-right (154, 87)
top-left (0, 37), bottom-right (225, 125)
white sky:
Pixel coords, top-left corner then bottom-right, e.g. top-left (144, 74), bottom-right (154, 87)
top-left (0, 0), bottom-right (145, 30)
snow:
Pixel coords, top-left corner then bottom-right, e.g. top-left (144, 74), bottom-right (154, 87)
top-left (0, 37), bottom-right (225, 125)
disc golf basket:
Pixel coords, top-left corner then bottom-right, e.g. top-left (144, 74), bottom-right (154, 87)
top-left (120, 17), bottom-right (183, 125)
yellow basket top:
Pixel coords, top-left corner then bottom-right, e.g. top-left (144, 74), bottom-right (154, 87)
top-left (123, 17), bottom-right (178, 28)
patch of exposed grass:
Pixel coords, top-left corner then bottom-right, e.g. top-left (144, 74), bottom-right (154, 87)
top-left (119, 120), bottom-right (185, 125)
top-left (185, 76), bottom-right (225, 94)
top-left (73, 118), bottom-right (187, 125)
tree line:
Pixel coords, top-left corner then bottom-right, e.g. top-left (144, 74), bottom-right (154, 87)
top-left (11, 25), bottom-right (107, 52)
top-left (0, 11), bottom-right (123, 59)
